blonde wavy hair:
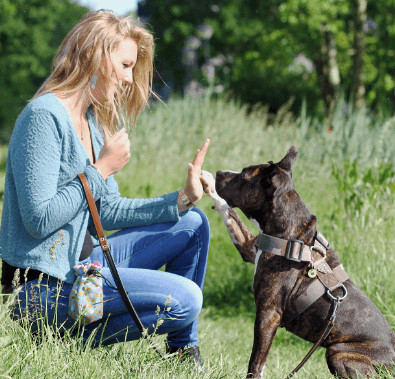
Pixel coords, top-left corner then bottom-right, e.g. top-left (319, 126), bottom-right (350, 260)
top-left (33, 10), bottom-right (154, 134)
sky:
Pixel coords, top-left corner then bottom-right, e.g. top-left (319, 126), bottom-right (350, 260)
top-left (79, 0), bottom-right (139, 15)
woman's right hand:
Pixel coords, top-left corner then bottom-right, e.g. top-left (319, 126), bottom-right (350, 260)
top-left (94, 128), bottom-right (130, 179)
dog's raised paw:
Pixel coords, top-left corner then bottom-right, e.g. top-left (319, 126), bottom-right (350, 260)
top-left (200, 170), bottom-right (216, 196)
top-left (200, 170), bottom-right (229, 211)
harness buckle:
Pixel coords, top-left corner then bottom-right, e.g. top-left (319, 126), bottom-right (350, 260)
top-left (285, 239), bottom-right (304, 262)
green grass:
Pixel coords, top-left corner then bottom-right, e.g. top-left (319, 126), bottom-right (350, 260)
top-left (1, 95), bottom-right (395, 378)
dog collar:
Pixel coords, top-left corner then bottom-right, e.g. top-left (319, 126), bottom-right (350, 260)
top-left (254, 231), bottom-right (330, 263)
top-left (254, 249), bottom-right (263, 276)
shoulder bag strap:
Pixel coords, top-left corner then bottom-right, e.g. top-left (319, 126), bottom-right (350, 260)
top-left (77, 173), bottom-right (145, 332)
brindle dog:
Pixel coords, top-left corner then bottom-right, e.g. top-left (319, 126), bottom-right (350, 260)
top-left (200, 146), bottom-right (395, 379)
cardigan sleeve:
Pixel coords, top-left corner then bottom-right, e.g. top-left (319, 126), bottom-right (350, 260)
top-left (99, 174), bottom-right (183, 231)
top-left (11, 107), bottom-right (107, 239)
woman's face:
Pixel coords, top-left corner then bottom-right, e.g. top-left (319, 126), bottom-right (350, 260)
top-left (93, 37), bottom-right (138, 101)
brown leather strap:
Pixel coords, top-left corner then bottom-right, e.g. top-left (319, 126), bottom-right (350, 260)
top-left (255, 231), bottom-right (331, 264)
top-left (78, 173), bottom-right (164, 357)
top-left (256, 233), bottom-right (312, 262)
top-left (316, 262), bottom-right (347, 291)
top-left (282, 264), bottom-right (349, 325)
top-left (283, 278), bottom-right (326, 324)
top-left (285, 317), bottom-right (335, 378)
top-left (78, 174), bottom-right (109, 253)
top-left (78, 174), bottom-right (143, 329)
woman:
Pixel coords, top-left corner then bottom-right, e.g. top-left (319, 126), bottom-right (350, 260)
top-left (0, 10), bottom-right (210, 364)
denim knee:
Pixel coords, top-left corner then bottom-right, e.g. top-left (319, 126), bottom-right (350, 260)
top-left (182, 208), bottom-right (210, 241)
top-left (166, 278), bottom-right (203, 325)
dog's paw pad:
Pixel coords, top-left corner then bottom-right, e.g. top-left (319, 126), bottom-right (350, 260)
top-left (200, 171), bottom-right (216, 192)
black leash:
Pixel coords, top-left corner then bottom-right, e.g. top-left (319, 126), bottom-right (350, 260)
top-left (78, 173), bottom-right (164, 357)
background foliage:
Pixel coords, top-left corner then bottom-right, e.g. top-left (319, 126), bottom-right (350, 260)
top-left (1, 1), bottom-right (395, 377)
top-left (145, 0), bottom-right (395, 116)
top-left (1, 96), bottom-right (395, 378)
top-left (0, 0), bottom-right (89, 142)
top-left (1, 0), bottom-right (395, 138)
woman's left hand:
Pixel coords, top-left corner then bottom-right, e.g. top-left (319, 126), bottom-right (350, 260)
top-left (184, 139), bottom-right (211, 204)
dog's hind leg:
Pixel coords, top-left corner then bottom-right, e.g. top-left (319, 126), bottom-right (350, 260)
top-left (200, 170), bottom-right (257, 263)
top-left (326, 348), bottom-right (378, 378)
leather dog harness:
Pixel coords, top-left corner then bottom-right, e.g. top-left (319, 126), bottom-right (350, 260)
top-left (255, 231), bottom-right (349, 378)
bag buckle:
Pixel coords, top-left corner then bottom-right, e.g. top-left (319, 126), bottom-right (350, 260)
top-left (285, 239), bottom-right (304, 262)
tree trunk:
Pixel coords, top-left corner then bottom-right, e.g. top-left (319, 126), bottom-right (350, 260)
top-left (351, 0), bottom-right (367, 111)
top-left (314, 26), bottom-right (341, 118)
top-left (326, 30), bottom-right (341, 103)
top-left (314, 58), bottom-right (332, 112)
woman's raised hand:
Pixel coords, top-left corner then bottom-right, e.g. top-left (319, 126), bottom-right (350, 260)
top-left (94, 128), bottom-right (131, 179)
top-left (184, 139), bottom-right (211, 204)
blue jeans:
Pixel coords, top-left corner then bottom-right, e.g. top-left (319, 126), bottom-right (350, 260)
top-left (13, 208), bottom-right (210, 348)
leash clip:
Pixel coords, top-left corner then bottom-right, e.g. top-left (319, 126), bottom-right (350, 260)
top-left (327, 284), bottom-right (348, 323)
top-left (327, 283), bottom-right (348, 323)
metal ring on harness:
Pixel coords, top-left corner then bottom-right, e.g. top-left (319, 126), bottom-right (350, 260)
top-left (327, 284), bottom-right (348, 302)
top-left (310, 244), bottom-right (327, 260)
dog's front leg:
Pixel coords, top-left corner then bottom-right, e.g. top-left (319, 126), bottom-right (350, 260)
top-left (200, 171), bottom-right (257, 263)
top-left (247, 306), bottom-right (281, 379)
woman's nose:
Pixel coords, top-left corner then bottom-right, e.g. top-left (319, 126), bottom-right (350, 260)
top-left (122, 71), bottom-right (133, 84)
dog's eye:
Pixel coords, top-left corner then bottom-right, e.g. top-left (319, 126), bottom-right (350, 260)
top-left (242, 167), bottom-right (261, 181)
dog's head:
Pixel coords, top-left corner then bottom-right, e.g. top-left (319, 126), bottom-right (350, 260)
top-left (216, 145), bottom-right (316, 239)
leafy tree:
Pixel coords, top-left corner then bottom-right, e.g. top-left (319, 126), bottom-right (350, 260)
top-left (144, 0), bottom-right (395, 116)
top-left (350, 0), bottom-right (367, 110)
top-left (142, 0), bottom-right (217, 92)
top-left (365, 0), bottom-right (395, 112)
top-left (214, 0), bottom-right (320, 112)
top-left (144, 0), bottom-right (347, 114)
top-left (0, 0), bottom-right (89, 143)
top-left (278, 0), bottom-right (350, 114)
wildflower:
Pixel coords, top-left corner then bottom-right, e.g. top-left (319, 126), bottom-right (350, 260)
top-left (11, 268), bottom-right (20, 289)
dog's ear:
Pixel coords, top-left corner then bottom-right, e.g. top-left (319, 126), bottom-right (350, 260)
top-left (277, 145), bottom-right (298, 172)
top-left (259, 162), bottom-right (279, 189)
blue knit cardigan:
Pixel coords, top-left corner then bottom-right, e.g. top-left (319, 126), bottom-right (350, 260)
top-left (0, 93), bottom-right (182, 284)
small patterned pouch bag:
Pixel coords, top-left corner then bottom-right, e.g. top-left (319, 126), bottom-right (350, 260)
top-left (68, 261), bottom-right (104, 325)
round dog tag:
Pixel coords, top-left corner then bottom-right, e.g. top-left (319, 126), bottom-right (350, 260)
top-left (308, 269), bottom-right (317, 278)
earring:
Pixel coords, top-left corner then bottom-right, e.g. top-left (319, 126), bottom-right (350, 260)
top-left (91, 74), bottom-right (98, 89)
